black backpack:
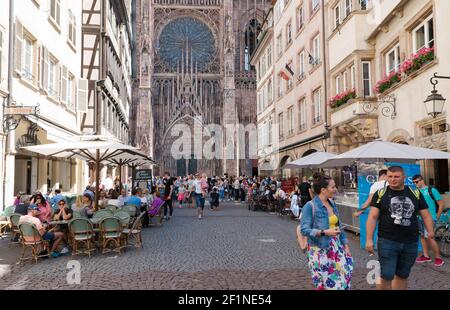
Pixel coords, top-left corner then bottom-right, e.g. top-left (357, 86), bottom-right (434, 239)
top-left (428, 186), bottom-right (440, 213)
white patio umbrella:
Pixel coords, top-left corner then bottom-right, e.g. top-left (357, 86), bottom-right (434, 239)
top-left (283, 152), bottom-right (336, 169)
top-left (21, 136), bottom-right (153, 207)
top-left (104, 149), bottom-right (157, 187)
top-left (319, 140), bottom-right (450, 168)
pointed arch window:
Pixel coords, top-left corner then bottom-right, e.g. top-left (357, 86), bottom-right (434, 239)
top-left (244, 19), bottom-right (262, 71)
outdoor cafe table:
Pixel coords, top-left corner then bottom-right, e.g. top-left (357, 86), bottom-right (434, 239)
top-left (48, 220), bottom-right (70, 226)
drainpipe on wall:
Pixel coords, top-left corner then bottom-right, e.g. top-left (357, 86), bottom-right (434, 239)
top-left (321, 0), bottom-right (330, 151)
top-left (2, 0), bottom-right (15, 209)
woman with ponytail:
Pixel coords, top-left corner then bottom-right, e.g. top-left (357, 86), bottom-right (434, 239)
top-left (300, 172), bottom-right (353, 290)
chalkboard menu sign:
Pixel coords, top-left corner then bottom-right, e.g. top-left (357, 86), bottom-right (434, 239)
top-left (133, 169), bottom-right (153, 181)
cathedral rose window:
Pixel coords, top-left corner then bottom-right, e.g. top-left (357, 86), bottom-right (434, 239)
top-left (158, 17), bottom-right (215, 71)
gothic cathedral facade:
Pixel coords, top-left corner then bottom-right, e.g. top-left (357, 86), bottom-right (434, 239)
top-left (132, 0), bottom-right (271, 177)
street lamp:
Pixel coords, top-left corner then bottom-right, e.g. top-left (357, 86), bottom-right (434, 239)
top-left (424, 72), bottom-right (450, 118)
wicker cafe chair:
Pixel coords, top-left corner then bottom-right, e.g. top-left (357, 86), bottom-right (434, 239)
top-left (9, 214), bottom-right (22, 246)
top-left (113, 210), bottom-right (131, 228)
top-left (122, 211), bottom-right (145, 249)
top-left (99, 217), bottom-right (123, 254)
top-left (2, 206), bottom-right (16, 218)
top-left (72, 211), bottom-right (83, 219)
top-left (123, 205), bottom-right (138, 226)
top-left (1, 206), bottom-right (16, 239)
top-left (93, 210), bottom-right (113, 219)
top-left (17, 223), bottom-right (50, 264)
top-left (106, 205), bottom-right (118, 213)
top-left (68, 218), bottom-right (95, 257)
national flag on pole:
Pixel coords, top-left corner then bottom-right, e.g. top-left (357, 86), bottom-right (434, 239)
top-left (279, 64), bottom-right (295, 81)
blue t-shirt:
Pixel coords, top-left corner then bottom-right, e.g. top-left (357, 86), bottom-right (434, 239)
top-left (419, 186), bottom-right (442, 221)
top-left (126, 196), bottom-right (142, 208)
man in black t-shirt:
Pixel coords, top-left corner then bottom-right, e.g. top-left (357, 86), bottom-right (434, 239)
top-left (162, 172), bottom-right (174, 220)
top-left (298, 176), bottom-right (314, 207)
top-left (366, 166), bottom-right (434, 290)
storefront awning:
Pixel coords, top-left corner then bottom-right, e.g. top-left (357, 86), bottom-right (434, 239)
top-left (25, 115), bottom-right (79, 142)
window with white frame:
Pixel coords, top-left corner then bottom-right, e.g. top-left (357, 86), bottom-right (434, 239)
top-left (312, 35), bottom-right (320, 64)
top-left (287, 106), bottom-right (294, 135)
top-left (277, 34), bottom-right (282, 56)
top-left (313, 88), bottom-right (322, 124)
top-left (299, 51), bottom-right (305, 78)
top-left (50, 0), bottom-right (61, 26)
top-left (262, 55), bottom-right (266, 76)
top-left (67, 74), bottom-right (75, 109)
top-left (312, 0), bottom-right (320, 12)
top-left (350, 65), bottom-right (356, 89)
top-left (413, 16), bottom-right (434, 53)
top-left (287, 22), bottom-right (292, 45)
top-left (277, 76), bottom-right (283, 98)
top-left (334, 5), bottom-right (341, 29)
top-left (268, 78), bottom-right (273, 102)
top-left (267, 44), bottom-right (272, 67)
top-left (297, 5), bottom-right (304, 30)
top-left (278, 112), bottom-right (284, 138)
top-left (362, 61), bottom-right (372, 97)
top-left (268, 119), bottom-right (273, 145)
top-left (344, 0), bottom-right (352, 18)
top-left (22, 36), bottom-right (34, 82)
top-left (385, 44), bottom-right (400, 74)
top-left (48, 57), bottom-right (58, 97)
top-left (68, 10), bottom-right (76, 45)
top-left (335, 75), bottom-right (341, 95)
top-left (343, 70), bottom-right (348, 91)
top-left (359, 0), bottom-right (370, 10)
top-left (299, 98), bottom-right (307, 130)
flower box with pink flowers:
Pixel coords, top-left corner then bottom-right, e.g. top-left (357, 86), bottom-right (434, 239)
top-left (374, 47), bottom-right (435, 94)
top-left (329, 89), bottom-right (356, 109)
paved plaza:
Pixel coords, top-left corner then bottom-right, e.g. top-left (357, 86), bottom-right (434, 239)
top-left (1, 202), bottom-right (449, 290)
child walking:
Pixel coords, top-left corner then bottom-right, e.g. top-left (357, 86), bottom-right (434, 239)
top-left (178, 184), bottom-right (186, 208)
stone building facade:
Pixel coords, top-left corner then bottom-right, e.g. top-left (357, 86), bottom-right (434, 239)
top-left (132, 0), bottom-right (272, 177)
top-left (327, 0), bottom-right (450, 192)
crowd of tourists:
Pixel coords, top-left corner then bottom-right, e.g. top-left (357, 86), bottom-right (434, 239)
top-left (6, 166), bottom-right (447, 290)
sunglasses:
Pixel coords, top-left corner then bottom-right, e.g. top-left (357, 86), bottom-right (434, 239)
top-left (413, 180), bottom-right (422, 184)
top-left (58, 202), bottom-right (65, 205)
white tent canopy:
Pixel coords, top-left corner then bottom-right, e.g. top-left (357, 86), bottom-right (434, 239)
top-left (21, 136), bottom-right (155, 206)
top-left (284, 151), bottom-right (335, 169)
top-left (319, 140), bottom-right (450, 168)
top-left (21, 136), bottom-right (138, 163)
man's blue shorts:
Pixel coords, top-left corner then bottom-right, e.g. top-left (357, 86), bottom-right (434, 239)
top-left (377, 237), bottom-right (418, 280)
top-left (43, 231), bottom-right (55, 241)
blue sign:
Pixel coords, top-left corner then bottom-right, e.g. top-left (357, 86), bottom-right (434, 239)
top-left (358, 162), bottom-right (421, 249)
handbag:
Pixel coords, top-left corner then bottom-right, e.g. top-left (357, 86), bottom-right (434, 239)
top-left (297, 200), bottom-right (315, 252)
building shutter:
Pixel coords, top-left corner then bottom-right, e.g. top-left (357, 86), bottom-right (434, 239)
top-left (77, 78), bottom-right (88, 113)
top-left (61, 65), bottom-right (68, 103)
top-left (42, 47), bottom-right (49, 92)
top-left (14, 20), bottom-right (23, 74)
top-left (37, 44), bottom-right (44, 89)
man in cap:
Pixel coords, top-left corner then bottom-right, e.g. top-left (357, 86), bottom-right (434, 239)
top-left (19, 205), bottom-right (65, 257)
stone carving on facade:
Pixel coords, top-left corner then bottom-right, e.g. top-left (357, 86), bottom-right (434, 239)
top-left (224, 14), bottom-right (234, 54)
top-left (417, 133), bottom-right (447, 150)
top-left (332, 117), bottom-right (379, 150)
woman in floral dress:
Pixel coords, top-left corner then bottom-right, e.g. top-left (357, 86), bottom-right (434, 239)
top-left (300, 172), bottom-right (353, 290)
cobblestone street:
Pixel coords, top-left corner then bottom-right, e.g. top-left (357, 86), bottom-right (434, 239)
top-left (1, 202), bottom-right (449, 290)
